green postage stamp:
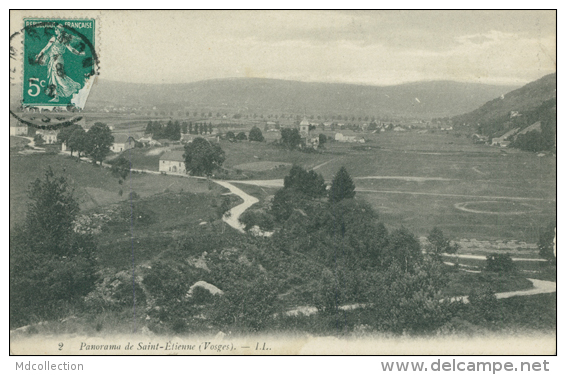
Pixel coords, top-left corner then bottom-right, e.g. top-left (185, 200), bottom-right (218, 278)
top-left (22, 19), bottom-right (96, 110)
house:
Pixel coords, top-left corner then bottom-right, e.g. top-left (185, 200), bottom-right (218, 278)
top-left (36, 129), bottom-right (59, 144)
top-left (10, 119), bottom-right (27, 136)
top-left (472, 134), bottom-right (488, 144)
top-left (139, 136), bottom-right (161, 147)
top-left (491, 128), bottom-right (519, 146)
top-left (110, 134), bottom-right (136, 152)
top-left (334, 132), bottom-right (365, 143)
top-left (159, 150), bottom-right (186, 174)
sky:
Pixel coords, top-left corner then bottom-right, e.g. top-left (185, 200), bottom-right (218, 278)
top-left (10, 10), bottom-right (557, 86)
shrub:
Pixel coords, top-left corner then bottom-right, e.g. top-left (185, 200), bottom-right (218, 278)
top-left (211, 276), bottom-right (278, 332)
top-left (467, 286), bottom-right (498, 323)
top-left (239, 209), bottom-right (275, 232)
top-left (84, 270), bottom-right (146, 312)
top-left (191, 286), bottom-right (214, 304)
top-left (249, 126), bottom-right (264, 142)
top-left (485, 253), bottom-right (515, 273)
top-left (368, 260), bottom-right (456, 334)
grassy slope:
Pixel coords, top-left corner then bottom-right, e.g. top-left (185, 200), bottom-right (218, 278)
top-left (10, 153), bottom-right (228, 227)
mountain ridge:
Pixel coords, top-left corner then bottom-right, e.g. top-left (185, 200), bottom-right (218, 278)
top-left (83, 77), bottom-right (519, 118)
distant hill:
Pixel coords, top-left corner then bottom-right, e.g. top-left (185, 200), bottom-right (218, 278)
top-left (452, 73), bottom-right (556, 133)
top-left (72, 78), bottom-right (519, 119)
top-left (452, 73), bottom-right (556, 152)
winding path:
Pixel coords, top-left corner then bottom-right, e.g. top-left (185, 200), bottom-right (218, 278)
top-left (213, 180), bottom-right (259, 233)
top-left (286, 278), bottom-right (556, 317)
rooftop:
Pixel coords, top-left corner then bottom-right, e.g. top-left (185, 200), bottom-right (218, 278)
top-left (113, 133), bottom-right (135, 143)
top-left (160, 150), bottom-right (185, 162)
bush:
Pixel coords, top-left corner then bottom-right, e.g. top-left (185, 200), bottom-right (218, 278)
top-left (485, 253), bottom-right (515, 273)
top-left (249, 126), bottom-right (264, 142)
top-left (84, 270), bottom-right (146, 312)
top-left (239, 209), bottom-right (275, 232)
top-left (191, 286), bottom-right (215, 305)
top-left (368, 260), bottom-right (456, 334)
top-left (467, 286), bottom-right (498, 323)
top-left (211, 276), bottom-right (278, 332)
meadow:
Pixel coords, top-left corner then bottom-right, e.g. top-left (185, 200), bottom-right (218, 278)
top-left (9, 153), bottom-right (228, 228)
top-left (223, 131), bottom-right (555, 243)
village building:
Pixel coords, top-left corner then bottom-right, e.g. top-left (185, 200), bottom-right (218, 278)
top-left (491, 128), bottom-right (520, 147)
top-left (110, 134), bottom-right (136, 153)
top-left (335, 132), bottom-right (365, 143)
top-left (472, 134), bottom-right (489, 144)
top-left (10, 119), bottom-right (28, 136)
top-left (159, 150), bottom-right (186, 174)
top-left (36, 129), bottom-right (59, 144)
top-left (298, 117), bottom-right (320, 149)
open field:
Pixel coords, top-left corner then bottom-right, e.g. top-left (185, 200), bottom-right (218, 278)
top-left (225, 131), bottom-right (555, 243)
top-left (94, 191), bottom-right (242, 269)
top-left (10, 136), bottom-right (30, 150)
top-left (9, 153), bottom-right (227, 228)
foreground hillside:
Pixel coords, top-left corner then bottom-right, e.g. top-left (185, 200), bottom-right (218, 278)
top-left (79, 78), bottom-right (518, 118)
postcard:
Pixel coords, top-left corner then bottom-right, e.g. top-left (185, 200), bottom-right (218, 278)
top-left (9, 9), bottom-right (556, 356)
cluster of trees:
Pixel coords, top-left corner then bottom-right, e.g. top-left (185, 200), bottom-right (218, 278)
top-left (144, 120), bottom-right (181, 140)
top-left (510, 122), bottom-right (556, 152)
top-left (280, 128), bottom-right (302, 150)
top-left (58, 123), bottom-right (114, 165)
top-left (10, 168), bottom-right (97, 327)
top-left (182, 137), bottom-right (225, 176)
top-left (182, 122), bottom-right (213, 136)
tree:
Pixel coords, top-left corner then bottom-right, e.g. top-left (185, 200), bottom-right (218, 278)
top-left (249, 126), bottom-right (264, 142)
top-left (236, 131), bottom-right (247, 141)
top-left (538, 222), bottom-right (556, 262)
top-left (283, 165), bottom-right (327, 198)
top-left (383, 226), bottom-right (423, 272)
top-left (328, 167), bottom-right (355, 203)
top-left (57, 124), bottom-right (82, 147)
top-left (280, 128), bottom-right (301, 149)
top-left (67, 128), bottom-right (87, 158)
top-left (85, 123), bottom-right (114, 165)
top-left (183, 137), bottom-right (225, 176)
top-left (24, 168), bottom-right (80, 255)
top-left (426, 227), bottom-right (460, 260)
top-left (226, 131), bottom-right (236, 141)
top-left (110, 155), bottom-right (132, 180)
top-left (313, 269), bottom-right (344, 315)
top-left (318, 133), bottom-right (327, 147)
top-left (270, 188), bottom-right (308, 223)
top-left (33, 134), bottom-right (45, 146)
top-left (164, 120), bottom-right (181, 141)
top-left (368, 259), bottom-right (454, 334)
top-left (10, 168), bottom-right (96, 325)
